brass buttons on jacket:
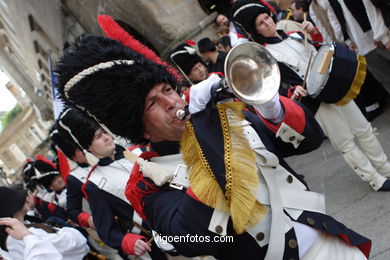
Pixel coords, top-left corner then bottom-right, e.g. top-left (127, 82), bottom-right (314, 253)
top-left (306, 217), bottom-right (315, 226)
top-left (287, 175), bottom-right (293, 183)
top-left (288, 239), bottom-right (297, 249)
top-left (256, 232), bottom-right (265, 241)
top-left (215, 225), bottom-right (223, 234)
top-left (323, 222), bottom-right (328, 230)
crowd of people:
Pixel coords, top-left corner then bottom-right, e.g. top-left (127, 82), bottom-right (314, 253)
top-left (1, 0), bottom-right (390, 259)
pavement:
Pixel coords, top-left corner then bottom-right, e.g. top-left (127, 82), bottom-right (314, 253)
top-left (285, 104), bottom-right (390, 260)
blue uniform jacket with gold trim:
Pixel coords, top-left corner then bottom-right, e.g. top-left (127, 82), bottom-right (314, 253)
top-left (130, 98), bottom-right (371, 259)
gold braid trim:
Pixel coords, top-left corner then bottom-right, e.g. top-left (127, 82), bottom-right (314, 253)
top-left (218, 102), bottom-right (267, 234)
top-left (217, 106), bottom-right (233, 203)
top-left (336, 55), bottom-right (367, 106)
top-left (181, 121), bottom-right (229, 212)
top-left (180, 102), bottom-right (267, 234)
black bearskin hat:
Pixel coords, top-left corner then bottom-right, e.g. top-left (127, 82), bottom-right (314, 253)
top-left (50, 122), bottom-right (78, 159)
top-left (232, 0), bottom-right (271, 37)
top-left (170, 43), bottom-right (205, 76)
top-left (56, 35), bottom-right (178, 145)
top-left (57, 108), bottom-right (98, 151)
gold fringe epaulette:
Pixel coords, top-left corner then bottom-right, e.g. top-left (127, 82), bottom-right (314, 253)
top-left (180, 102), bottom-right (267, 234)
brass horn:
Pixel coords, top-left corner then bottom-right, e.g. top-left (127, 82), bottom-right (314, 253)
top-left (224, 42), bottom-right (280, 105)
top-left (176, 42), bottom-right (281, 120)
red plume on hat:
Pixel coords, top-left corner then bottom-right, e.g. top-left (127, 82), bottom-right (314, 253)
top-left (97, 15), bottom-right (182, 82)
top-left (184, 40), bottom-right (197, 46)
top-left (259, 0), bottom-right (276, 15)
top-left (35, 154), bottom-right (57, 169)
top-left (57, 149), bottom-right (70, 184)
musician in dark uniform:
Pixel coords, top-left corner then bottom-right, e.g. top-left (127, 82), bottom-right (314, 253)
top-left (57, 108), bottom-right (166, 259)
top-left (49, 122), bottom-right (93, 228)
top-left (21, 161), bottom-right (54, 221)
top-left (170, 43), bottom-right (209, 85)
top-left (21, 158), bottom-right (69, 226)
top-left (54, 34), bottom-right (371, 259)
top-left (51, 118), bottom-right (125, 259)
top-left (232, 0), bottom-right (390, 192)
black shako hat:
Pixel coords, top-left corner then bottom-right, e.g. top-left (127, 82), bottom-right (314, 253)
top-left (232, 0), bottom-right (271, 36)
top-left (50, 121), bottom-right (78, 159)
top-left (170, 43), bottom-right (205, 76)
top-left (32, 159), bottom-right (59, 190)
top-left (55, 35), bottom-right (178, 145)
top-left (22, 161), bottom-right (39, 192)
top-left (198, 37), bottom-right (216, 53)
top-left (0, 186), bottom-right (27, 217)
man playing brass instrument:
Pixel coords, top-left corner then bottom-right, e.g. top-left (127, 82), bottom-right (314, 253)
top-left (55, 34), bottom-right (370, 259)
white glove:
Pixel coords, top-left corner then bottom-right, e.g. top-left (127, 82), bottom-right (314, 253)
top-left (253, 93), bottom-right (284, 124)
top-left (188, 74), bottom-right (222, 114)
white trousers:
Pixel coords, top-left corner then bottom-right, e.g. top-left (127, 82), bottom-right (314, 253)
top-left (314, 100), bottom-right (390, 189)
top-left (314, 101), bottom-right (370, 149)
top-left (301, 232), bottom-right (367, 260)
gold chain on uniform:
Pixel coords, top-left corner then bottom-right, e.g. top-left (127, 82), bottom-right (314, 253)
top-left (216, 105), bottom-right (233, 204)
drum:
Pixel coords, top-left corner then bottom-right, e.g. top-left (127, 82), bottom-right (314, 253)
top-left (306, 42), bottom-right (366, 106)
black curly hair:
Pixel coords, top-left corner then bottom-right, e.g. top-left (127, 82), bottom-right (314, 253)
top-left (55, 35), bottom-right (178, 144)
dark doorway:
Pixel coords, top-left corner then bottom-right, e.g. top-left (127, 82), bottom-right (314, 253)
top-left (116, 20), bottom-right (160, 55)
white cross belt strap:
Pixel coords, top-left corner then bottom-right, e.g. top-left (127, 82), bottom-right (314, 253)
top-left (260, 163), bottom-right (285, 260)
top-left (87, 159), bottom-right (145, 235)
top-left (70, 166), bottom-right (90, 183)
top-left (87, 159), bottom-right (133, 204)
top-left (150, 154), bottom-right (189, 189)
top-left (87, 158), bottom-right (174, 248)
top-left (35, 189), bottom-right (55, 204)
top-left (56, 189), bottom-right (67, 209)
top-left (208, 120), bottom-right (326, 259)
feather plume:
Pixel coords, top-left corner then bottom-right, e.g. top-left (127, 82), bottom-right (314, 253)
top-left (97, 15), bottom-right (182, 82)
top-left (35, 154), bottom-right (57, 169)
top-left (184, 40), bottom-right (197, 46)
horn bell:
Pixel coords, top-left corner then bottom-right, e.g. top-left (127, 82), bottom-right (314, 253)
top-left (224, 42), bottom-right (280, 105)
